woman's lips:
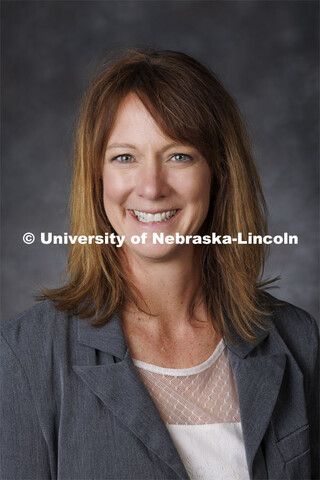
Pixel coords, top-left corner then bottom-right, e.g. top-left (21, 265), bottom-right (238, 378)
top-left (128, 209), bottom-right (180, 226)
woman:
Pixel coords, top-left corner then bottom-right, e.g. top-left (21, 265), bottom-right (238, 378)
top-left (1, 49), bottom-right (318, 480)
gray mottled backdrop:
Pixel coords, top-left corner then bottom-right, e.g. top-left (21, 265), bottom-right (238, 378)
top-left (2, 0), bottom-right (319, 321)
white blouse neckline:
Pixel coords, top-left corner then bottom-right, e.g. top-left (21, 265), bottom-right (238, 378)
top-left (131, 337), bottom-right (226, 376)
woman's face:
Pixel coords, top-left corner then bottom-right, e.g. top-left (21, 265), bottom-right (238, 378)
top-left (102, 93), bottom-right (211, 261)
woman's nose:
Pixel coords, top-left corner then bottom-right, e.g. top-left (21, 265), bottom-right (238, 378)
top-left (135, 161), bottom-right (169, 200)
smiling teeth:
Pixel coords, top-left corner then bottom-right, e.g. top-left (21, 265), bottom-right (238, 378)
top-left (133, 210), bottom-right (177, 223)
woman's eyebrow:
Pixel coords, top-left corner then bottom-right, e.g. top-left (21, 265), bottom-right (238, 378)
top-left (106, 143), bottom-right (137, 150)
top-left (160, 142), bottom-right (190, 153)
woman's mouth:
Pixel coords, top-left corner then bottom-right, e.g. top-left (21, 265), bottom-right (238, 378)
top-left (131, 209), bottom-right (178, 223)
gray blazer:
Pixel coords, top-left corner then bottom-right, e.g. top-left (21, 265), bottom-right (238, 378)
top-left (1, 294), bottom-right (319, 480)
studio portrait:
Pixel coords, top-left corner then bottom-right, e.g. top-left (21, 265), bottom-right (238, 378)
top-left (1, 2), bottom-right (319, 480)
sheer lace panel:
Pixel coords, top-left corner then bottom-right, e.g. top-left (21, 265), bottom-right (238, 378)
top-left (132, 338), bottom-right (241, 425)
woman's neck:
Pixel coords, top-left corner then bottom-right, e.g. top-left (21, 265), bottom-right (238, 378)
top-left (121, 247), bottom-right (211, 334)
top-left (120, 248), bottom-right (222, 366)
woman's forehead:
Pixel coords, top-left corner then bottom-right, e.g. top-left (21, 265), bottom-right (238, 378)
top-left (106, 93), bottom-right (188, 150)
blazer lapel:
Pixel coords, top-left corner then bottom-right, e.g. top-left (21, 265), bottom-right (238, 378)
top-left (73, 314), bottom-right (189, 480)
top-left (226, 328), bottom-right (286, 477)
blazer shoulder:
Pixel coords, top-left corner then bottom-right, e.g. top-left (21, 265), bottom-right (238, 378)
top-left (261, 291), bottom-right (319, 370)
top-left (1, 301), bottom-right (75, 359)
top-left (262, 291), bottom-right (318, 335)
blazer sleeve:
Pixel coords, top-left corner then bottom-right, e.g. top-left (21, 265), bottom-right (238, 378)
top-left (307, 316), bottom-right (320, 480)
top-left (0, 332), bottom-right (51, 480)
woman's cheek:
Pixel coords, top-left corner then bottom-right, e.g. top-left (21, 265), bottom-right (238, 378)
top-left (174, 171), bottom-right (211, 202)
top-left (103, 169), bottom-right (132, 203)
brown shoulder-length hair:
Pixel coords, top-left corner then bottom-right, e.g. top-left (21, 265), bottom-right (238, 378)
top-left (40, 48), bottom-right (274, 344)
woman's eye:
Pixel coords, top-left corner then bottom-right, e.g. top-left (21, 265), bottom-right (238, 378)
top-left (171, 153), bottom-right (193, 163)
top-left (113, 154), bottom-right (134, 164)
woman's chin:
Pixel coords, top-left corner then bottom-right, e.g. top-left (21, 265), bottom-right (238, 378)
top-left (124, 242), bottom-right (192, 263)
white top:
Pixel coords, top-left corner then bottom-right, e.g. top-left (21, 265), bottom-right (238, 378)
top-left (132, 338), bottom-right (250, 480)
